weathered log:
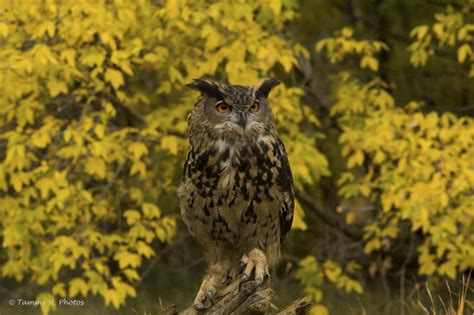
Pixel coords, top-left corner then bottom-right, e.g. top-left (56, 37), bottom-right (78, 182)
top-left (179, 278), bottom-right (273, 315)
top-left (172, 276), bottom-right (311, 315)
top-left (276, 297), bottom-right (312, 315)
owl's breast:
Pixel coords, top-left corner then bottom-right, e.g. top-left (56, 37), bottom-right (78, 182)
top-left (184, 135), bottom-right (282, 199)
top-left (181, 134), bottom-right (294, 247)
top-left (216, 136), bottom-right (278, 192)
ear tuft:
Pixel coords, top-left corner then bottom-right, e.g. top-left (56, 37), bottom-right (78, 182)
top-left (186, 79), bottom-right (221, 97)
top-left (255, 78), bottom-right (280, 98)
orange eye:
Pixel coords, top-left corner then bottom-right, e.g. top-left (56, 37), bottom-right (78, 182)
top-left (216, 102), bottom-right (231, 113)
top-left (249, 102), bottom-right (260, 113)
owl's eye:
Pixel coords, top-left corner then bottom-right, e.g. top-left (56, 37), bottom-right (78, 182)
top-left (249, 102), bottom-right (260, 113)
top-left (216, 102), bottom-right (232, 113)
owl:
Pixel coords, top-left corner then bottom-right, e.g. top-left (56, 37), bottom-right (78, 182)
top-left (178, 78), bottom-right (294, 310)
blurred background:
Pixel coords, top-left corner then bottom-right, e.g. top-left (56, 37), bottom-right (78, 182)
top-left (0, 0), bottom-right (473, 314)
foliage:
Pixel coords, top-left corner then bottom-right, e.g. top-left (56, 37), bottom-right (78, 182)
top-left (1, 0), bottom-right (473, 314)
top-left (0, 0), bottom-right (328, 313)
top-left (333, 76), bottom-right (474, 279)
top-left (296, 256), bottom-right (363, 315)
top-left (316, 27), bottom-right (389, 71)
top-left (408, 5), bottom-right (474, 76)
top-left (316, 2), bottom-right (474, 285)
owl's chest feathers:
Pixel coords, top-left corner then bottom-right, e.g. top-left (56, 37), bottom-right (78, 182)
top-left (187, 135), bottom-right (279, 199)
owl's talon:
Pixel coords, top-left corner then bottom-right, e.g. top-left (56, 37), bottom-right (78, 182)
top-left (261, 273), bottom-right (270, 285)
top-left (193, 271), bottom-right (222, 310)
top-left (194, 302), bottom-right (205, 311)
top-left (205, 290), bottom-right (215, 301)
top-left (222, 275), bottom-right (231, 284)
top-left (240, 254), bottom-right (249, 265)
top-left (254, 278), bottom-right (262, 289)
top-left (239, 248), bottom-right (268, 287)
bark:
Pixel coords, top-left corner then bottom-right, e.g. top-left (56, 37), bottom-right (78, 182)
top-left (158, 276), bottom-right (312, 315)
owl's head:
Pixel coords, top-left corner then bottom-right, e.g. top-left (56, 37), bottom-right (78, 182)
top-left (187, 78), bottom-right (280, 139)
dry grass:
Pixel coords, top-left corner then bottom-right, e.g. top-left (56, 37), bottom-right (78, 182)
top-left (417, 272), bottom-right (472, 315)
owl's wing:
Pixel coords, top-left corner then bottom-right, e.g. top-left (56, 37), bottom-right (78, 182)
top-left (274, 137), bottom-right (295, 243)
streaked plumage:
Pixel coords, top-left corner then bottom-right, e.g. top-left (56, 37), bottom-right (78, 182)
top-left (178, 78), bottom-right (294, 309)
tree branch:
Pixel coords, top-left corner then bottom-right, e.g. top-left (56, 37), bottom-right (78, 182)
top-left (295, 190), bottom-right (363, 241)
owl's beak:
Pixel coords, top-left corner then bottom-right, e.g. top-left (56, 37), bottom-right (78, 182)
top-left (236, 112), bottom-right (248, 130)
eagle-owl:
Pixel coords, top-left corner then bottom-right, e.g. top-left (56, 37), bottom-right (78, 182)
top-left (178, 78), bottom-right (294, 310)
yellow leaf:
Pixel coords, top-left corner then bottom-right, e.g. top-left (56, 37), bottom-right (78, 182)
top-left (123, 269), bottom-right (140, 281)
top-left (0, 165), bottom-right (7, 191)
top-left (35, 44), bottom-right (57, 66)
top-left (269, 0), bottom-right (281, 16)
top-left (118, 8), bottom-right (136, 24)
top-left (345, 211), bottom-right (355, 225)
top-left (161, 136), bottom-right (179, 155)
top-left (130, 160), bottom-right (146, 177)
top-left (168, 66), bottom-right (183, 83)
top-left (457, 44), bottom-right (471, 63)
top-left (347, 150), bottom-right (364, 168)
top-left (433, 23), bottom-right (444, 39)
top-left (419, 207), bottom-right (430, 231)
top-left (52, 283), bottom-right (66, 297)
top-left (346, 279), bottom-right (364, 294)
top-left (100, 32), bottom-right (117, 50)
top-left (292, 199), bottom-right (307, 231)
top-left (128, 142), bottom-right (148, 159)
top-left (279, 55), bottom-right (295, 73)
top-left (69, 278), bottom-right (89, 298)
top-left (94, 124), bottom-right (105, 139)
top-left (82, 51), bottom-right (105, 67)
top-left (32, 131), bottom-right (51, 148)
top-left (105, 68), bottom-right (124, 89)
top-left (0, 23), bottom-right (9, 37)
top-left (364, 239), bottom-right (381, 254)
top-left (374, 150), bottom-right (386, 163)
top-left (85, 157), bottom-right (107, 179)
top-left (310, 304), bottom-right (329, 315)
top-left (36, 292), bottom-right (56, 315)
top-left (47, 80), bottom-right (68, 97)
top-left (137, 241), bottom-right (155, 258)
top-left (142, 203), bottom-right (160, 219)
top-left (409, 25), bottom-right (429, 40)
top-left (360, 55), bottom-right (379, 71)
top-left (104, 288), bottom-right (122, 309)
top-left (44, 21), bottom-right (55, 37)
top-left (35, 177), bottom-right (56, 199)
top-left (123, 210), bottom-right (141, 225)
top-left (305, 287), bottom-right (323, 302)
top-left (10, 172), bottom-right (25, 192)
top-left (341, 27), bottom-right (354, 38)
top-left (60, 49), bottom-right (76, 66)
top-left (143, 53), bottom-right (159, 63)
top-left (114, 251), bottom-right (141, 269)
top-left (439, 260), bottom-right (457, 279)
top-left (5, 145), bottom-right (26, 170)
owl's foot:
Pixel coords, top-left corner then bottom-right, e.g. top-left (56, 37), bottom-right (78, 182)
top-left (240, 248), bottom-right (269, 289)
top-left (193, 273), bottom-right (220, 310)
